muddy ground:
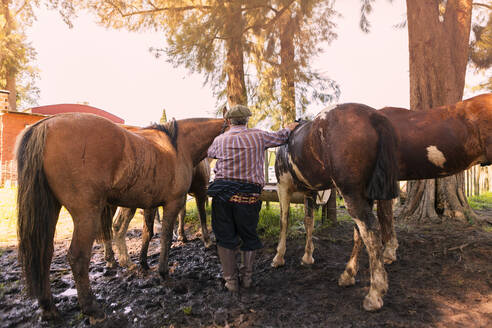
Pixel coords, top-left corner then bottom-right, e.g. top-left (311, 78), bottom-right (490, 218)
top-left (1, 210), bottom-right (491, 328)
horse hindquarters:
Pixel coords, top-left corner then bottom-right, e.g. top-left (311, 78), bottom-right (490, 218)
top-left (16, 121), bottom-right (63, 320)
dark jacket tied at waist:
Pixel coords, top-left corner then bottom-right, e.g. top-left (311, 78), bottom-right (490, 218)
top-left (207, 179), bottom-right (262, 202)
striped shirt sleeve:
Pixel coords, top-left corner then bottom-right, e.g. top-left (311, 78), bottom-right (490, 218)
top-left (261, 128), bottom-right (290, 148)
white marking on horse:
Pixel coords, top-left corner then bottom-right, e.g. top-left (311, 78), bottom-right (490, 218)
top-left (288, 153), bottom-right (314, 188)
top-left (319, 128), bottom-right (325, 143)
top-left (426, 146), bottom-right (446, 168)
top-left (315, 104), bottom-right (337, 121)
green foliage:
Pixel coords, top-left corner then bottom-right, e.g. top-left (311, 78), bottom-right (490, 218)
top-left (468, 192), bottom-right (492, 210)
top-left (0, 0), bottom-right (40, 109)
top-left (160, 108), bottom-right (167, 123)
top-left (469, 8), bottom-right (492, 92)
top-left (249, 0), bottom-right (340, 128)
top-left (182, 306), bottom-right (192, 315)
top-left (84, 1), bottom-right (340, 124)
top-left (256, 203), bottom-right (334, 240)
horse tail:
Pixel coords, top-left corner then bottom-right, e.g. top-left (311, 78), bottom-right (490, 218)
top-left (16, 118), bottom-right (60, 298)
top-left (366, 113), bottom-right (399, 200)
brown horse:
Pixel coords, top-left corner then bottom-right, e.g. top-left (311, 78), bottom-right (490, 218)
top-left (340, 93), bottom-right (492, 287)
top-left (103, 158), bottom-right (212, 269)
top-left (271, 103), bottom-right (399, 311)
top-left (16, 113), bottom-right (226, 323)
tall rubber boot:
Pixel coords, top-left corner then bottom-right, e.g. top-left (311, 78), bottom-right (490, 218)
top-left (217, 245), bottom-right (239, 292)
top-left (240, 250), bottom-right (256, 288)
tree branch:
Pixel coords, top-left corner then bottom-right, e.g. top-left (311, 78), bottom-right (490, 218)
top-left (472, 3), bottom-right (492, 10)
top-left (105, 1), bottom-right (212, 18)
top-left (14, 0), bottom-right (28, 17)
top-left (241, 0), bottom-right (296, 35)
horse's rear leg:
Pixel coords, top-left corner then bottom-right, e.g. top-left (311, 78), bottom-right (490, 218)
top-left (377, 200), bottom-right (398, 264)
top-left (140, 208), bottom-right (157, 270)
top-left (68, 211), bottom-right (106, 323)
top-left (196, 193), bottom-right (213, 248)
top-left (301, 193), bottom-right (317, 265)
top-left (338, 226), bottom-right (362, 286)
top-left (344, 195), bottom-right (388, 311)
top-left (159, 198), bottom-right (186, 278)
top-left (103, 206), bottom-right (117, 268)
top-left (112, 207), bottom-right (137, 268)
top-left (176, 207), bottom-right (187, 242)
top-left (272, 177), bottom-right (293, 268)
top-left (38, 206), bottom-right (62, 321)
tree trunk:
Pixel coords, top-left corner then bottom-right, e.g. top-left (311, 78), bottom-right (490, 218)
top-left (5, 71), bottom-right (16, 111)
top-left (224, 2), bottom-right (247, 107)
top-left (402, 0), bottom-right (474, 222)
top-left (279, 9), bottom-right (296, 125)
top-left (1, 0), bottom-right (17, 111)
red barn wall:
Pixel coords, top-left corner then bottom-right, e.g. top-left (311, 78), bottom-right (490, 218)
top-left (0, 112), bottom-right (47, 185)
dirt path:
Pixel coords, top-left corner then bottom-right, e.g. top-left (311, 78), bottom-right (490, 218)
top-left (1, 212), bottom-right (491, 327)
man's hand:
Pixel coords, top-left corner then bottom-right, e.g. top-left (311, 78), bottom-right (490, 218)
top-left (286, 122), bottom-right (299, 131)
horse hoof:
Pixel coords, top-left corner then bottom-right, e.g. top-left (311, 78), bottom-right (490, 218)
top-left (338, 271), bottom-right (356, 287)
top-left (363, 293), bottom-right (383, 311)
top-left (383, 250), bottom-right (397, 264)
top-left (105, 260), bottom-right (118, 269)
top-left (140, 262), bottom-right (150, 272)
top-left (41, 307), bottom-right (61, 322)
top-left (159, 269), bottom-right (169, 280)
top-left (89, 312), bottom-right (107, 325)
top-left (300, 255), bottom-right (314, 266)
top-left (203, 240), bottom-right (214, 248)
top-left (177, 236), bottom-right (188, 243)
top-left (271, 255), bottom-right (285, 268)
top-left (121, 260), bottom-right (138, 270)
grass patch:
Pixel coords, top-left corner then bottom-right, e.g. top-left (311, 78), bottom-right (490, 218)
top-left (0, 187), bottom-right (144, 247)
top-left (257, 203), bottom-right (335, 240)
top-left (468, 192), bottom-right (492, 210)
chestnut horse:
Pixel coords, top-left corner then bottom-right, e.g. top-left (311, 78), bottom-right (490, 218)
top-left (272, 103), bottom-right (399, 311)
top-left (341, 93), bottom-right (492, 287)
top-left (16, 113), bottom-right (226, 323)
top-left (103, 158), bottom-right (212, 269)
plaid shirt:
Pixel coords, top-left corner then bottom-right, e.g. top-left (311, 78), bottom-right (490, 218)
top-left (207, 125), bottom-right (290, 186)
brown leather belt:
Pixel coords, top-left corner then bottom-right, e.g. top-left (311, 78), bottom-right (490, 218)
top-left (229, 194), bottom-right (260, 204)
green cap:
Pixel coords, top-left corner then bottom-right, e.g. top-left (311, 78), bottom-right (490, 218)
top-left (225, 105), bottom-right (252, 119)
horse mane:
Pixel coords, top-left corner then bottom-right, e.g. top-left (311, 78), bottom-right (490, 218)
top-left (145, 118), bottom-right (178, 150)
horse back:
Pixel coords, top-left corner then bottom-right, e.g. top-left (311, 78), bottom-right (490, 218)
top-left (40, 113), bottom-right (175, 208)
top-left (379, 101), bottom-right (485, 179)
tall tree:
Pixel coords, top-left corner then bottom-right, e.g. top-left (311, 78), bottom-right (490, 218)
top-left (0, 0), bottom-right (39, 110)
top-left (401, 0), bottom-right (474, 222)
top-left (250, 0), bottom-right (339, 129)
top-left (84, 1), bottom-right (338, 122)
top-left (86, 1), bottom-right (293, 108)
top-left (360, 0), bottom-right (478, 222)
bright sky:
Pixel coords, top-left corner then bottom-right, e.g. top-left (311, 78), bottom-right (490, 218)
top-left (25, 0), bottom-right (481, 126)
